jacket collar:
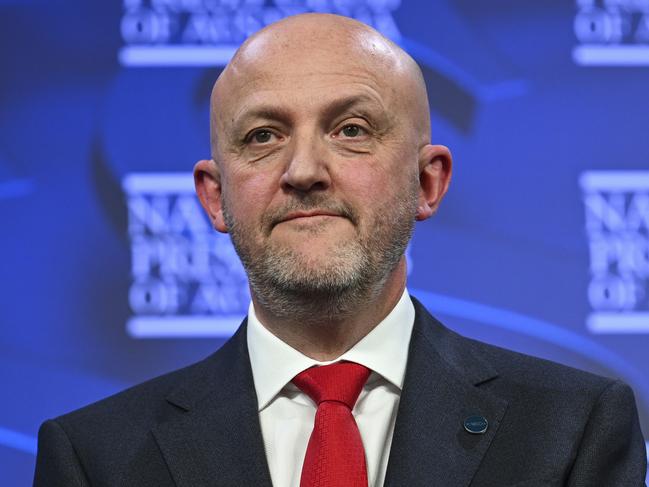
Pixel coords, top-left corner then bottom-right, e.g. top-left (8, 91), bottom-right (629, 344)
top-left (383, 296), bottom-right (507, 486)
top-left (152, 322), bottom-right (274, 487)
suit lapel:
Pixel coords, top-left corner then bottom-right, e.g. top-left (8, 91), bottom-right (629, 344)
top-left (384, 298), bottom-right (508, 487)
top-left (147, 298), bottom-right (507, 487)
top-left (151, 322), bottom-right (273, 487)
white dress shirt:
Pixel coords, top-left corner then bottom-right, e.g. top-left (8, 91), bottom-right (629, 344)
top-left (246, 288), bottom-right (415, 487)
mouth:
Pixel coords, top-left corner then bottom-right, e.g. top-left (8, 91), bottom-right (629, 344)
top-left (280, 210), bottom-right (343, 223)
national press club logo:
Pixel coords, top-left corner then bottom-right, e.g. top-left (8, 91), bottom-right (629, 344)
top-left (580, 171), bottom-right (649, 334)
top-left (123, 173), bottom-right (250, 337)
top-left (119, 0), bottom-right (402, 67)
top-left (573, 0), bottom-right (649, 66)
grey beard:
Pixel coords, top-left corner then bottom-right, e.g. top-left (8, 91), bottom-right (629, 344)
top-left (221, 184), bottom-right (417, 324)
top-left (241, 236), bottom-right (395, 324)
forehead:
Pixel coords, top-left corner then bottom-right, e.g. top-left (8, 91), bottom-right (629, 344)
top-left (216, 51), bottom-right (401, 128)
top-left (239, 72), bottom-right (388, 112)
top-left (233, 20), bottom-right (397, 75)
top-left (238, 63), bottom-right (388, 93)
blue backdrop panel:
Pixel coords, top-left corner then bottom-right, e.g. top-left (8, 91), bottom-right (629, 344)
top-left (1, 1), bottom-right (648, 484)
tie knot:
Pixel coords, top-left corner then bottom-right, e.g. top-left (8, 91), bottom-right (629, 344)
top-left (292, 361), bottom-right (371, 409)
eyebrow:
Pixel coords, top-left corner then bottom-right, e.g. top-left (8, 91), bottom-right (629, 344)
top-left (319, 94), bottom-right (385, 122)
top-left (231, 93), bottom-right (385, 136)
top-left (229, 106), bottom-right (292, 141)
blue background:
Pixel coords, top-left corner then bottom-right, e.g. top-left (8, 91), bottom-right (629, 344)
top-left (1, 0), bottom-right (648, 484)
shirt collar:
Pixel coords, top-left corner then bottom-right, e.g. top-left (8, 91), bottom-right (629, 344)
top-left (247, 288), bottom-right (415, 411)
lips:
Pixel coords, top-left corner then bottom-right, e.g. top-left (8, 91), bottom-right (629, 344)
top-left (280, 210), bottom-right (342, 222)
top-left (268, 202), bottom-right (357, 229)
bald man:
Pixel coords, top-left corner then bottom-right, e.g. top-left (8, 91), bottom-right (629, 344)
top-left (34, 14), bottom-right (646, 487)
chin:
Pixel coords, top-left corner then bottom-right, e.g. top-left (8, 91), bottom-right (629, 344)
top-left (261, 246), bottom-right (367, 291)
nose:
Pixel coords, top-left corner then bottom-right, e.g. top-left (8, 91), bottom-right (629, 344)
top-left (280, 131), bottom-right (331, 193)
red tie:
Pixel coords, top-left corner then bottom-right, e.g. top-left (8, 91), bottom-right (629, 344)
top-left (292, 361), bottom-right (371, 487)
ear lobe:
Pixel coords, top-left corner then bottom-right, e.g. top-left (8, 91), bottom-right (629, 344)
top-left (213, 208), bottom-right (228, 233)
top-left (416, 144), bottom-right (452, 222)
top-left (194, 159), bottom-right (228, 233)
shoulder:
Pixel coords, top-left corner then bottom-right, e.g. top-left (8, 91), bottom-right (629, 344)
top-left (35, 324), bottom-right (253, 484)
top-left (42, 325), bottom-right (247, 460)
top-left (47, 352), bottom-right (211, 448)
top-left (408, 297), bottom-right (647, 486)
top-left (34, 355), bottom-right (214, 485)
top-left (64, 357), bottom-right (204, 420)
top-left (52, 322), bottom-right (248, 431)
top-left (469, 334), bottom-right (612, 392)
top-left (440, 320), bottom-right (647, 484)
top-left (410, 295), bottom-right (627, 403)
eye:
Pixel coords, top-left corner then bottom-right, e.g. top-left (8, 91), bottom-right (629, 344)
top-left (247, 129), bottom-right (276, 144)
top-left (339, 124), bottom-right (366, 138)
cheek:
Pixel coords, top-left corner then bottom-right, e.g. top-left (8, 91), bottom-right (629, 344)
top-left (226, 161), bottom-right (281, 206)
top-left (335, 156), bottom-right (412, 207)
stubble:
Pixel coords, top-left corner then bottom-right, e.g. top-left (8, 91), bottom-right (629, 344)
top-left (222, 180), bottom-right (419, 324)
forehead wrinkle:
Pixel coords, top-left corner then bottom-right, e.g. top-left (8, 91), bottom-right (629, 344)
top-left (221, 66), bottom-right (395, 123)
top-left (230, 87), bottom-right (390, 132)
top-left (227, 61), bottom-right (389, 94)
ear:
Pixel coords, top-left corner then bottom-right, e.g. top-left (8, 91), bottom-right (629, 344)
top-left (415, 144), bottom-right (452, 221)
top-left (194, 159), bottom-right (228, 233)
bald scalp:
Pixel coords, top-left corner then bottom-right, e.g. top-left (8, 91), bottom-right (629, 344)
top-left (209, 13), bottom-right (430, 161)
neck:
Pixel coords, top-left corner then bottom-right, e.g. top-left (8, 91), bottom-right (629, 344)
top-left (251, 259), bottom-right (407, 361)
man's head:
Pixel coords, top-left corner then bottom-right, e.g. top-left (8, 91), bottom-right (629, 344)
top-left (195, 13), bottom-right (452, 321)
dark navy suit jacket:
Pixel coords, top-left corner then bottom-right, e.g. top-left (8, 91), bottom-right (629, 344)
top-left (34, 297), bottom-right (647, 486)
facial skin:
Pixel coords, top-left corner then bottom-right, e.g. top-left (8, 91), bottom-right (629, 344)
top-left (195, 14), bottom-right (452, 360)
